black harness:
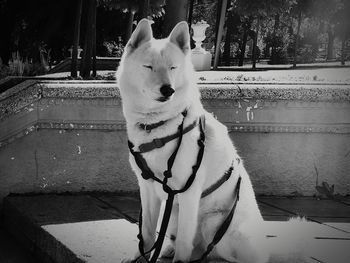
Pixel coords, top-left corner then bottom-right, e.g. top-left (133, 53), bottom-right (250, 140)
top-left (128, 111), bottom-right (241, 263)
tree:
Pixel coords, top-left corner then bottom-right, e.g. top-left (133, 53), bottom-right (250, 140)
top-left (311, 0), bottom-right (343, 61)
top-left (233, 0), bottom-right (295, 68)
top-left (71, 0), bottom-right (83, 78)
top-left (270, 14), bottom-right (280, 64)
top-left (162, 0), bottom-right (190, 36)
top-left (291, 0), bottom-right (313, 67)
top-left (334, 0), bottom-right (350, 65)
top-left (237, 17), bottom-right (252, 67)
top-left (0, 0), bottom-right (75, 66)
top-left (79, 0), bottom-right (164, 78)
top-left (80, 0), bottom-right (97, 78)
top-left (223, 10), bottom-right (240, 66)
top-left (99, 0), bottom-right (164, 43)
top-left (251, 16), bottom-right (260, 69)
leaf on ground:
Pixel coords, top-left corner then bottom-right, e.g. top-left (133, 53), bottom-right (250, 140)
top-left (315, 181), bottom-right (335, 198)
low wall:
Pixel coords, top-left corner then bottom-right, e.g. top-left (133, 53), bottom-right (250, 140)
top-left (0, 80), bottom-right (350, 206)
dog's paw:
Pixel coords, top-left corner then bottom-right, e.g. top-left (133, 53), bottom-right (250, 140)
top-left (160, 244), bottom-right (175, 258)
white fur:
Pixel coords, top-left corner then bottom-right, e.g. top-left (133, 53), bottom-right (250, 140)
top-left (118, 19), bottom-right (308, 263)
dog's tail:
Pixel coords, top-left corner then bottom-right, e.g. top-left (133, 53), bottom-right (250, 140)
top-left (265, 217), bottom-right (313, 263)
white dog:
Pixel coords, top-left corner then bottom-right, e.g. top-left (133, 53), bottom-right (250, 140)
top-left (117, 19), bottom-right (307, 263)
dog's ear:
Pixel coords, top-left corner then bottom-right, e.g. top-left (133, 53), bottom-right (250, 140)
top-left (169, 21), bottom-right (190, 54)
top-left (127, 19), bottom-right (152, 50)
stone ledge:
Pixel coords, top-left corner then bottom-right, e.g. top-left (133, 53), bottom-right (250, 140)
top-left (2, 195), bottom-right (350, 263)
top-left (1, 80), bottom-right (349, 123)
top-left (200, 84), bottom-right (350, 101)
top-left (41, 81), bottom-right (350, 101)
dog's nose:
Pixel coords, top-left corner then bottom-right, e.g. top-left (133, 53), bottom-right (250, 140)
top-left (160, 84), bottom-right (175, 97)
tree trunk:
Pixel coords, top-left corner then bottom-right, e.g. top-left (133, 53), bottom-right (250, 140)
top-left (252, 16), bottom-right (260, 69)
top-left (213, 0), bottom-right (228, 69)
top-left (71, 0), bottom-right (83, 78)
top-left (80, 0), bottom-right (95, 78)
top-left (162, 0), bottom-right (190, 37)
top-left (238, 25), bottom-right (249, 67)
top-left (326, 27), bottom-right (334, 61)
top-left (187, 0), bottom-right (195, 29)
top-left (0, 3), bottom-right (12, 65)
top-left (271, 14), bottom-right (280, 63)
top-left (293, 9), bottom-right (302, 68)
top-left (92, 0), bottom-right (97, 77)
top-left (223, 9), bottom-right (234, 66)
top-left (341, 39), bottom-right (346, 65)
top-left (125, 11), bottom-right (135, 45)
top-left (138, 0), bottom-right (150, 21)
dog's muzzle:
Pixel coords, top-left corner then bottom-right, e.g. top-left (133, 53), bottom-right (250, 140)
top-left (158, 84), bottom-right (174, 102)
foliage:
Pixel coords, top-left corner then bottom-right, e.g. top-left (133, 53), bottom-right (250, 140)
top-left (1, 0), bottom-right (350, 70)
top-left (102, 40), bottom-right (125, 57)
top-left (234, 0), bottom-right (295, 18)
top-left (6, 52), bottom-right (47, 76)
top-left (0, 58), bottom-right (10, 79)
top-left (0, 0), bottom-right (75, 65)
top-left (8, 52), bottom-right (26, 76)
top-left (296, 44), bottom-right (317, 63)
top-left (265, 30), bottom-right (290, 64)
top-left (99, 0), bottom-right (165, 18)
top-left (333, 0), bottom-right (350, 41)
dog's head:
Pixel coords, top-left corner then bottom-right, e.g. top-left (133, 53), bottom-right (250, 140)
top-left (118, 19), bottom-right (196, 112)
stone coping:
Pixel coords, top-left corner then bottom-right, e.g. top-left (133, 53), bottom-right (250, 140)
top-left (33, 81), bottom-right (350, 101)
top-left (2, 80), bottom-right (350, 100)
top-left (1, 80), bottom-right (350, 123)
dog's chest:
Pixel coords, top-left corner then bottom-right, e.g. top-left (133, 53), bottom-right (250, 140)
top-left (135, 129), bottom-right (200, 191)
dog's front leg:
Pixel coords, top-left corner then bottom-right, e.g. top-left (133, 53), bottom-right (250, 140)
top-left (173, 190), bottom-right (201, 263)
top-left (137, 181), bottom-right (161, 259)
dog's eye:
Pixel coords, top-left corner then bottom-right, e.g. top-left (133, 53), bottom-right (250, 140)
top-left (170, 66), bottom-right (177, 70)
top-left (143, 65), bottom-right (153, 70)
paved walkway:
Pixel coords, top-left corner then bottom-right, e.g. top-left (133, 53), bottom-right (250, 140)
top-left (2, 194), bottom-right (350, 263)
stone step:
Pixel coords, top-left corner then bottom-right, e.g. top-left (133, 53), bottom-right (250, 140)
top-left (2, 194), bottom-right (350, 263)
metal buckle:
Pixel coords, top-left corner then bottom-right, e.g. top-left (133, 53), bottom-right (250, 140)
top-left (153, 138), bottom-right (164, 148)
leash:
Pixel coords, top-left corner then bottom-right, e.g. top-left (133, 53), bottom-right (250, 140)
top-left (129, 111), bottom-right (205, 263)
top-left (128, 111), bottom-right (241, 262)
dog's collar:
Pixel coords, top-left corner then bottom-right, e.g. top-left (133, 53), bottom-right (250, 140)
top-left (137, 111), bottom-right (187, 133)
top-left (138, 120), bottom-right (166, 132)
top-left (133, 110), bottom-right (205, 153)
top-left (138, 119), bottom-right (198, 153)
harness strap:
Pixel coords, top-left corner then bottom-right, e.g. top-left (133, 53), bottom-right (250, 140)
top-left (138, 119), bottom-right (198, 153)
top-left (129, 114), bottom-right (206, 263)
top-left (128, 140), bottom-right (163, 184)
top-left (129, 113), bottom-right (242, 263)
top-left (134, 168), bottom-right (241, 263)
top-left (163, 113), bottom-right (186, 182)
top-left (190, 176), bottom-right (242, 263)
top-left (201, 164), bottom-right (234, 199)
top-left (149, 193), bottom-right (175, 262)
